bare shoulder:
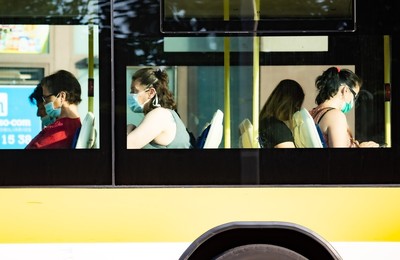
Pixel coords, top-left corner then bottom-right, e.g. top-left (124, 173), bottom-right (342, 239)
top-left (146, 107), bottom-right (170, 118)
top-left (325, 108), bottom-right (346, 121)
top-left (319, 108), bottom-right (347, 131)
top-left (142, 107), bottom-right (174, 126)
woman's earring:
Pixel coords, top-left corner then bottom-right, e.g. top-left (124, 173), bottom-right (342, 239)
top-left (152, 94), bottom-right (160, 107)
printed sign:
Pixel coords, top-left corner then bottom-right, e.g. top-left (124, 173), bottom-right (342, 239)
top-left (0, 85), bottom-right (41, 149)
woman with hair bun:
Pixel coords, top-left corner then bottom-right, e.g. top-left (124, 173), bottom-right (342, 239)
top-left (310, 67), bottom-right (378, 148)
top-left (126, 67), bottom-right (192, 149)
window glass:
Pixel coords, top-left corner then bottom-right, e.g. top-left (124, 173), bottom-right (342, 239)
top-left (0, 0), bottom-right (112, 185)
top-left (0, 25), bottom-right (100, 149)
top-left (115, 0), bottom-right (398, 185)
top-left (124, 34), bottom-right (388, 149)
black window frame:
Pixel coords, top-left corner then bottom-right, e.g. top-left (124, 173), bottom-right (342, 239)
top-left (0, 0), bottom-right (399, 186)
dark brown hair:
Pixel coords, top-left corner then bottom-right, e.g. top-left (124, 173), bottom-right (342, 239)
top-left (40, 70), bottom-right (82, 105)
top-left (131, 67), bottom-right (176, 114)
top-left (315, 67), bottom-right (362, 105)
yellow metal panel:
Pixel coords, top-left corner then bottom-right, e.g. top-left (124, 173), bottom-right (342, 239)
top-left (0, 187), bottom-right (400, 243)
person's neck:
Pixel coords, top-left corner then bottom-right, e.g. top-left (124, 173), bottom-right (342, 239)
top-left (320, 97), bottom-right (342, 110)
top-left (59, 103), bottom-right (79, 119)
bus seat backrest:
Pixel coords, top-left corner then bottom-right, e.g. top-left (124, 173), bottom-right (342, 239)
top-left (315, 123), bottom-right (328, 148)
top-left (199, 109), bottom-right (224, 149)
top-left (75, 112), bottom-right (96, 149)
top-left (239, 118), bottom-right (260, 148)
top-left (292, 108), bottom-right (323, 148)
top-left (196, 124), bottom-right (210, 148)
top-left (71, 127), bottom-right (81, 148)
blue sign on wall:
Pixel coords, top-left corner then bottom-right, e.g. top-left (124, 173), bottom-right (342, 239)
top-left (0, 85), bottom-right (41, 149)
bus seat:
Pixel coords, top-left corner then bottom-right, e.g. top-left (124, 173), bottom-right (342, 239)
top-left (71, 127), bottom-right (81, 148)
top-left (315, 123), bottom-right (328, 148)
top-left (292, 108), bottom-right (323, 148)
top-left (197, 109), bottom-right (224, 149)
top-left (238, 118), bottom-right (260, 148)
top-left (74, 112), bottom-right (96, 149)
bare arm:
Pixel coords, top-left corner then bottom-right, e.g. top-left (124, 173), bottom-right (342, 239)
top-left (127, 108), bottom-right (175, 149)
top-left (321, 109), bottom-right (379, 148)
top-left (127, 124), bottom-right (136, 135)
top-left (358, 141), bottom-right (379, 147)
top-left (274, 141), bottom-right (296, 148)
top-left (321, 109), bottom-right (350, 147)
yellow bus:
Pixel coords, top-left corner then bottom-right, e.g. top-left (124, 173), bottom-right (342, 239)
top-left (0, 0), bottom-right (399, 259)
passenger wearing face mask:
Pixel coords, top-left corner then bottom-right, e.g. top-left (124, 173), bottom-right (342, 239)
top-left (126, 67), bottom-right (191, 149)
top-left (28, 83), bottom-right (57, 128)
top-left (26, 70), bottom-right (82, 149)
top-left (309, 67), bottom-right (379, 148)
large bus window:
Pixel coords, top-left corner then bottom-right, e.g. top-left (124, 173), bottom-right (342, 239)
top-left (115, 0), bottom-right (399, 185)
top-left (0, 1), bottom-right (112, 185)
top-left (0, 25), bottom-right (101, 149)
top-left (123, 37), bottom-right (387, 149)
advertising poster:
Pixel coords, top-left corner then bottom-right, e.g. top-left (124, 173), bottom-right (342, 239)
top-left (0, 85), bottom-right (41, 149)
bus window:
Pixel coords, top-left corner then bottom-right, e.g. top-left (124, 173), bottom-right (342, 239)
top-left (115, 0), bottom-right (399, 185)
top-left (0, 25), bottom-right (100, 149)
top-left (123, 36), bottom-right (387, 149)
top-left (0, 1), bottom-right (112, 185)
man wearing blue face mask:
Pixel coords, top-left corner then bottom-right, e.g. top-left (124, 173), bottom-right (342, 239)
top-left (28, 83), bottom-right (57, 128)
top-left (26, 70), bottom-right (82, 149)
top-left (309, 67), bottom-right (379, 148)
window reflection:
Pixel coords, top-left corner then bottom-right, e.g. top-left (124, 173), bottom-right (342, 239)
top-left (0, 0), bottom-right (100, 22)
top-left (161, 0), bottom-right (355, 33)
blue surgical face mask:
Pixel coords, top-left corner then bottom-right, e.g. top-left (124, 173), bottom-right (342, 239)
top-left (341, 99), bottom-right (354, 114)
top-left (41, 115), bottom-right (56, 127)
top-left (127, 93), bottom-right (144, 113)
top-left (127, 89), bottom-right (151, 113)
top-left (44, 101), bottom-right (61, 118)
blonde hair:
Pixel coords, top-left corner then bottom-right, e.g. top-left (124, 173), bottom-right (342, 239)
top-left (259, 79), bottom-right (305, 129)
